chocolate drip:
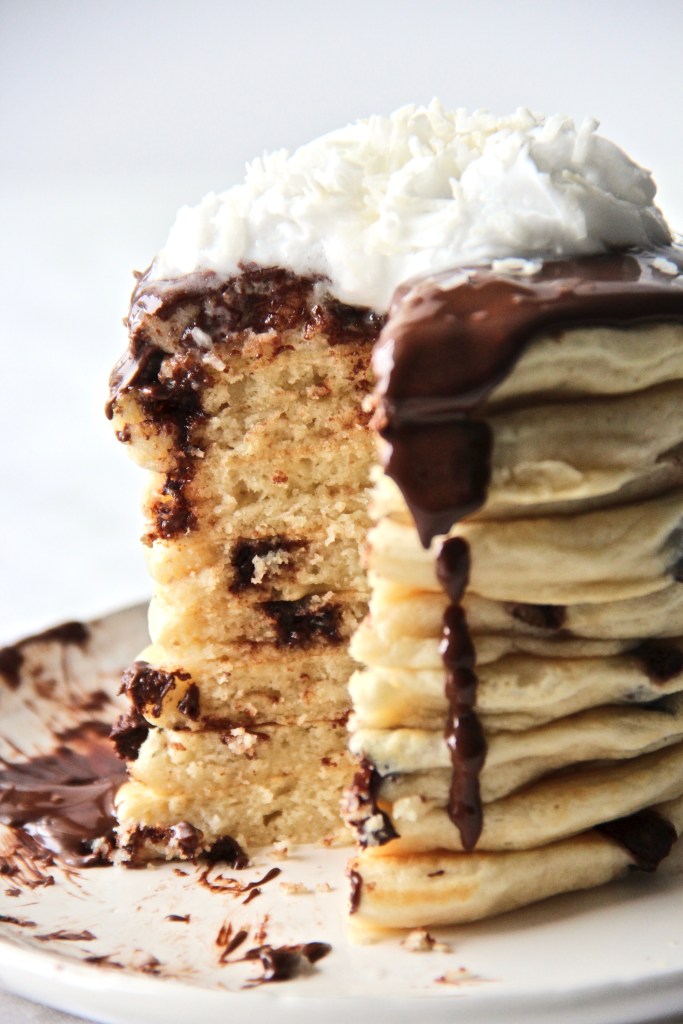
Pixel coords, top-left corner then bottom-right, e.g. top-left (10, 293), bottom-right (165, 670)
top-left (168, 822), bottom-right (205, 858)
top-left (378, 249), bottom-right (683, 548)
top-left (438, 540), bottom-right (485, 851)
top-left (378, 249), bottom-right (683, 854)
top-left (597, 809), bottom-right (677, 871)
top-left (382, 419), bottom-right (492, 547)
top-left (435, 536), bottom-right (470, 603)
top-left (0, 721), bottom-right (126, 866)
top-left (37, 622), bottom-right (89, 646)
top-left (348, 868), bottom-right (363, 914)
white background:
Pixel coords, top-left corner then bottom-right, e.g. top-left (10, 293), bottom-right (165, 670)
top-left (1, 0), bottom-right (683, 645)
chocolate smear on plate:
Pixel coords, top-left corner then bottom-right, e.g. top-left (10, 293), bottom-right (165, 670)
top-left (0, 721), bottom-right (126, 867)
top-left (241, 941), bottom-right (332, 985)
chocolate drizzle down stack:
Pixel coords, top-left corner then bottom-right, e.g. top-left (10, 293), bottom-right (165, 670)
top-left (375, 249), bottom-right (683, 851)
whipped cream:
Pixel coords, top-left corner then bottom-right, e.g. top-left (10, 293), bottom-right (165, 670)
top-left (151, 102), bottom-right (671, 312)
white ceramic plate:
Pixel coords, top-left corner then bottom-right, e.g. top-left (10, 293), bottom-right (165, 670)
top-left (1, 604), bottom-right (683, 1024)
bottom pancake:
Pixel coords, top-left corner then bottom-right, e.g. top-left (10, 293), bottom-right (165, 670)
top-left (348, 795), bottom-right (683, 933)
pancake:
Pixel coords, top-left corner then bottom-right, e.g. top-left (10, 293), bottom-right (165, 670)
top-left (346, 252), bottom-right (683, 930)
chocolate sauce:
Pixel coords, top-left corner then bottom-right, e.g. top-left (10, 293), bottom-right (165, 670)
top-left (438, 542), bottom-right (485, 851)
top-left (0, 647), bottom-right (23, 690)
top-left (107, 267), bottom-right (380, 545)
top-left (597, 809), bottom-right (677, 871)
top-left (243, 941), bottom-right (331, 984)
top-left (107, 315), bottom-right (209, 545)
top-left (382, 418), bottom-right (493, 547)
top-left (631, 639), bottom-right (683, 683)
top-left (31, 622), bottom-right (90, 647)
top-left (205, 835), bottom-right (249, 867)
top-left (36, 929), bottom-right (96, 942)
top-left (379, 249), bottom-right (683, 547)
top-left (377, 249), bottom-right (683, 853)
top-left (348, 868), bottom-right (363, 914)
top-left (0, 721), bottom-right (125, 866)
top-left (198, 865), bottom-right (279, 897)
top-left (113, 265), bottom-right (383, 402)
top-left (217, 923), bottom-right (249, 958)
top-left (435, 536), bottom-right (470, 603)
top-left (121, 823), bottom-right (248, 867)
top-left (177, 682), bottom-right (201, 721)
top-left (0, 621), bottom-right (90, 690)
top-left (342, 760), bottom-right (398, 847)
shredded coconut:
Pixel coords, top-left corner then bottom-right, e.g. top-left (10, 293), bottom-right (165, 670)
top-left (151, 102), bottom-right (671, 311)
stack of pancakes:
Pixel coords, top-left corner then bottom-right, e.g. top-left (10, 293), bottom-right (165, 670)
top-left (346, 252), bottom-right (683, 929)
top-left (107, 266), bottom-right (382, 857)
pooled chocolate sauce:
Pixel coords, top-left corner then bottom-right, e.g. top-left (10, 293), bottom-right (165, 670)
top-left (597, 809), bottom-right (677, 871)
top-left (378, 249), bottom-right (683, 853)
top-left (0, 721), bottom-right (125, 866)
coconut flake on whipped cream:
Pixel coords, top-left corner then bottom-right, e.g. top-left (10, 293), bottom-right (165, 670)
top-left (151, 102), bottom-right (671, 312)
